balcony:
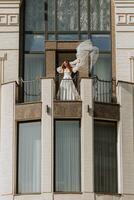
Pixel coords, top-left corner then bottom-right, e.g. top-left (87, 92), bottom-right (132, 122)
top-left (16, 76), bottom-right (116, 104)
top-left (93, 76), bottom-right (117, 104)
top-left (16, 78), bottom-right (41, 103)
top-left (54, 74), bottom-right (81, 101)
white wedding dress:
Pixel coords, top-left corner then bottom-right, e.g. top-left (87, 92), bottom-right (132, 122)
top-left (57, 69), bottom-right (80, 101)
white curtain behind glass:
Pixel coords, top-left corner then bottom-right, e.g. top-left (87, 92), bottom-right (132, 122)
top-left (90, 0), bottom-right (110, 31)
top-left (94, 121), bottom-right (117, 193)
top-left (92, 54), bottom-right (112, 102)
top-left (24, 54), bottom-right (44, 102)
top-left (55, 120), bottom-right (80, 192)
top-left (25, 0), bottom-right (44, 31)
top-left (18, 122), bottom-right (41, 193)
top-left (57, 0), bottom-right (78, 31)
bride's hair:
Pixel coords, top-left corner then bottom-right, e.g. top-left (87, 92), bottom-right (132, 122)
top-left (61, 59), bottom-right (72, 72)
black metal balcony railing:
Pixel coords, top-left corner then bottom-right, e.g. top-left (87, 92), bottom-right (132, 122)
top-left (93, 76), bottom-right (116, 104)
top-left (16, 75), bottom-right (116, 104)
top-left (55, 73), bottom-right (81, 101)
top-left (17, 78), bottom-right (41, 103)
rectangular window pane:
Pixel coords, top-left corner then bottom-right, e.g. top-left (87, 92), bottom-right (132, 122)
top-left (92, 54), bottom-right (112, 103)
top-left (91, 34), bottom-right (111, 51)
top-left (57, 0), bottom-right (78, 31)
top-left (24, 54), bottom-right (44, 102)
top-left (92, 54), bottom-right (112, 80)
top-left (90, 0), bottom-right (110, 31)
top-left (58, 34), bottom-right (79, 41)
top-left (48, 0), bottom-right (55, 31)
top-left (25, 0), bottom-right (45, 32)
top-left (48, 34), bottom-right (56, 41)
top-left (55, 120), bottom-right (80, 192)
top-left (25, 34), bottom-right (45, 52)
top-left (24, 54), bottom-right (44, 80)
top-left (94, 121), bottom-right (117, 193)
top-left (80, 0), bottom-right (88, 31)
top-left (18, 122), bottom-right (41, 193)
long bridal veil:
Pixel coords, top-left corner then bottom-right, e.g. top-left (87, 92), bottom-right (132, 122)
top-left (70, 40), bottom-right (99, 73)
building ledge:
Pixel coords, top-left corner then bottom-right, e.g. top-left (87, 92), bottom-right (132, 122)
top-left (15, 102), bottom-right (42, 121)
top-left (54, 100), bottom-right (82, 118)
top-left (94, 102), bottom-right (120, 121)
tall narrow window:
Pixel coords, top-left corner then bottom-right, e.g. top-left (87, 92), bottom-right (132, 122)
top-left (18, 122), bottom-right (41, 193)
top-left (55, 120), bottom-right (81, 192)
top-left (20, 0), bottom-right (45, 102)
top-left (94, 121), bottom-right (117, 193)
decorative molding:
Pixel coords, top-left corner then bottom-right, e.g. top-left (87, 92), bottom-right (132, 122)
top-left (130, 56), bottom-right (134, 82)
top-left (0, 53), bottom-right (7, 62)
top-left (116, 13), bottom-right (134, 26)
top-left (0, 13), bottom-right (19, 26)
top-left (0, 53), bottom-right (7, 83)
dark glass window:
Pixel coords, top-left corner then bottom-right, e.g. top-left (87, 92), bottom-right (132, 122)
top-left (92, 54), bottom-right (112, 81)
top-left (17, 122), bottom-right (41, 194)
top-left (94, 121), bottom-right (118, 193)
top-left (55, 120), bottom-right (81, 192)
top-left (91, 34), bottom-right (111, 52)
top-left (20, 0), bottom-right (45, 102)
top-left (57, 0), bottom-right (78, 31)
top-left (25, 0), bottom-right (45, 32)
top-left (57, 52), bottom-right (76, 67)
top-left (46, 0), bottom-right (111, 40)
top-left (25, 34), bottom-right (45, 52)
top-left (90, 0), bottom-right (111, 31)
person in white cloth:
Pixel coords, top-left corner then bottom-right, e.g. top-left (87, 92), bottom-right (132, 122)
top-left (57, 40), bottom-right (99, 100)
top-left (57, 59), bottom-right (80, 101)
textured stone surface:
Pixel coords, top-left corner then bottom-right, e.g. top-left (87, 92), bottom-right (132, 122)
top-left (41, 79), bottom-right (54, 193)
top-left (15, 102), bottom-right (42, 121)
top-left (54, 101), bottom-right (82, 118)
top-left (80, 79), bottom-right (94, 192)
top-left (117, 82), bottom-right (134, 194)
top-left (0, 82), bottom-right (15, 195)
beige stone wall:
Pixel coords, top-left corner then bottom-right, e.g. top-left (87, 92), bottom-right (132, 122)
top-left (41, 79), bottom-right (54, 194)
top-left (0, 0), bottom-right (20, 83)
top-left (117, 82), bottom-right (134, 195)
top-left (80, 79), bottom-right (94, 194)
top-left (114, 0), bottom-right (134, 82)
top-left (0, 82), bottom-right (15, 198)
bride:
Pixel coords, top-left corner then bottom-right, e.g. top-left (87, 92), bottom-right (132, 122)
top-left (57, 60), bottom-right (80, 101)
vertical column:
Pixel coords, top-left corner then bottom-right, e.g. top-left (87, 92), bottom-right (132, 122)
top-left (130, 57), bottom-right (134, 82)
top-left (0, 82), bottom-right (15, 198)
top-left (41, 79), bottom-right (54, 199)
top-left (117, 82), bottom-right (134, 194)
top-left (81, 79), bottom-right (94, 195)
top-left (0, 1), bottom-right (20, 83)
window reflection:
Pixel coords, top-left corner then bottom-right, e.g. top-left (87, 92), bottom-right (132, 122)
top-left (25, 0), bottom-right (45, 32)
top-left (90, 0), bottom-right (110, 31)
top-left (48, 0), bottom-right (55, 31)
top-left (57, 0), bottom-right (78, 31)
top-left (80, 0), bottom-right (88, 31)
top-left (91, 35), bottom-right (111, 51)
top-left (58, 34), bottom-right (79, 41)
top-left (25, 34), bottom-right (45, 52)
top-left (92, 54), bottom-right (112, 81)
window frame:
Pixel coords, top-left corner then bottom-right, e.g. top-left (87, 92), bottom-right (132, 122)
top-left (16, 120), bottom-right (41, 194)
top-left (45, 0), bottom-right (112, 41)
top-left (94, 120), bottom-right (118, 194)
top-left (19, 0), bottom-right (45, 80)
top-left (54, 119), bottom-right (81, 193)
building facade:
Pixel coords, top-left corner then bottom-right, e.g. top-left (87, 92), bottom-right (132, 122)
top-left (0, 0), bottom-right (134, 200)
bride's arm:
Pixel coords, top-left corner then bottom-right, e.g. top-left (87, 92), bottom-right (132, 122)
top-left (57, 66), bottom-right (63, 73)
